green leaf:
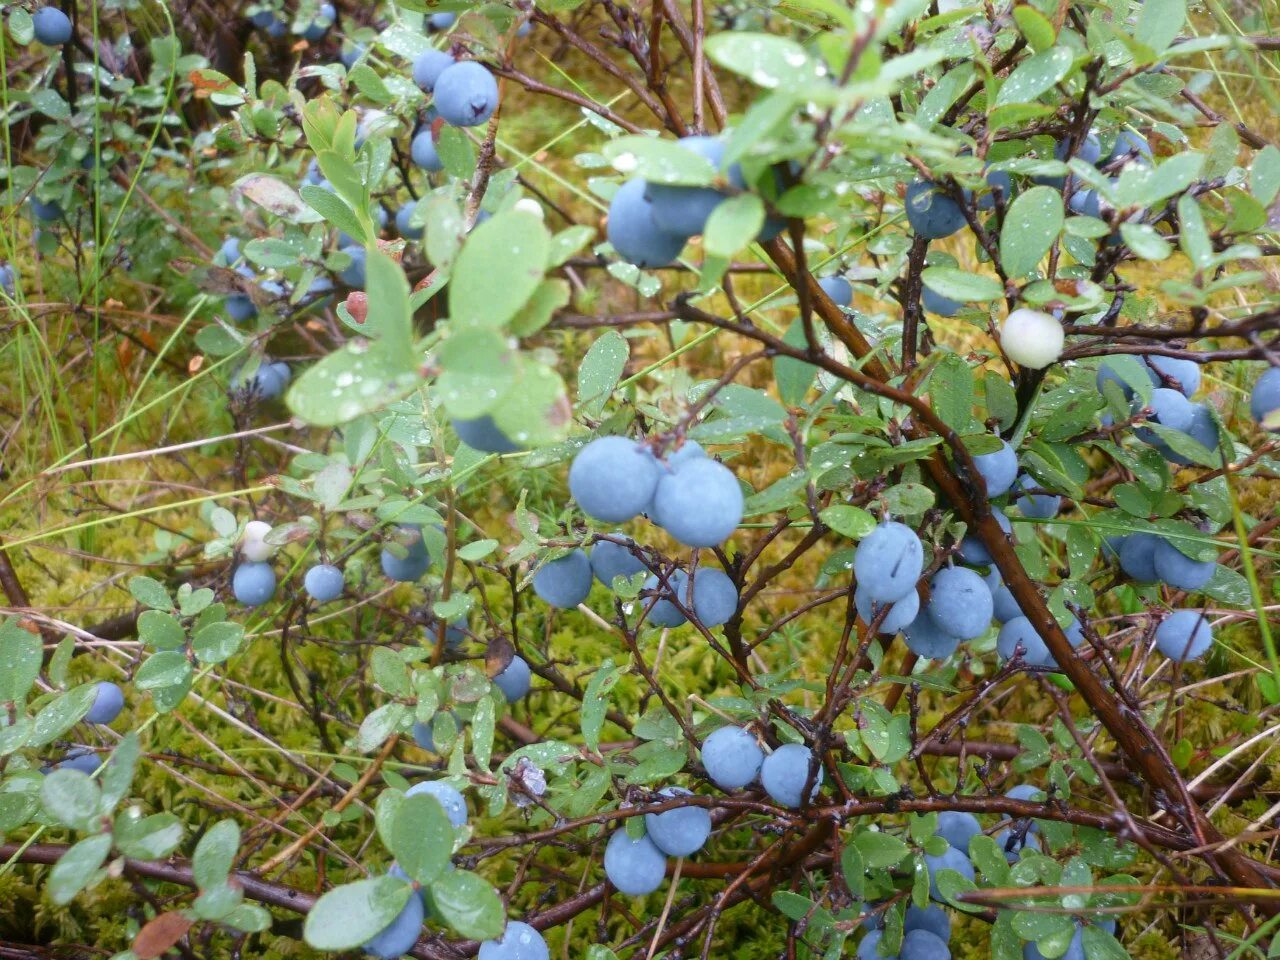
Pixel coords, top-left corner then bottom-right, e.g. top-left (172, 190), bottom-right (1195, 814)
top-left (1118, 223), bottom-right (1171, 261)
top-left (491, 359), bottom-right (570, 448)
top-left (48, 834), bottom-right (113, 906)
top-left (304, 877), bottom-right (414, 950)
top-left (853, 830), bottom-right (910, 868)
top-left (138, 610), bottom-right (185, 650)
top-left (436, 326), bottom-right (516, 418)
top-left (704, 193), bottom-right (764, 258)
top-left (192, 621), bottom-right (244, 665)
top-left (371, 648), bottom-right (410, 698)
top-left (774, 318), bottom-right (816, 407)
top-left (364, 248), bottom-right (415, 359)
top-left (1135, 0), bottom-right (1186, 54)
top-left (819, 505), bottom-right (875, 540)
top-left (9, 8), bottom-right (34, 44)
top-left (582, 659), bottom-right (624, 753)
top-left (1012, 5), bottom-right (1056, 52)
top-left (437, 126), bottom-right (477, 179)
top-left (929, 352), bottom-right (976, 433)
top-left (193, 820), bottom-right (241, 891)
top-left (1249, 145), bottom-right (1280, 205)
top-left (135, 650), bottom-right (193, 690)
top-left (603, 136), bottom-right (717, 186)
top-left (234, 174), bottom-right (324, 224)
top-left (999, 187), bottom-right (1063, 279)
top-left (577, 331), bottom-right (629, 417)
top-left (129, 576), bottom-right (173, 611)
top-left (390, 792), bottom-right (454, 884)
top-left (704, 32), bottom-right (821, 90)
top-left (921, 267), bottom-right (1004, 302)
top-left (99, 733), bottom-right (140, 814)
top-left (449, 211), bottom-right (550, 329)
top-left (287, 341), bottom-right (422, 428)
top-left (994, 47), bottom-right (1074, 107)
top-left (223, 902), bottom-right (274, 933)
top-left (510, 278), bottom-right (571, 337)
top-left (1176, 194), bottom-right (1213, 271)
top-left (115, 812), bottom-right (185, 859)
top-left (428, 869), bottom-right (505, 940)
top-left (31, 684), bottom-right (98, 747)
top-left (0, 618), bottom-right (42, 702)
top-left (301, 184), bottom-right (368, 245)
top-left (41, 769), bottom-right (102, 829)
top-left (358, 702), bottom-right (407, 752)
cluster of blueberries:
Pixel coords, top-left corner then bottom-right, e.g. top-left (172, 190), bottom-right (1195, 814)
top-left (605, 134), bottom-right (785, 269)
top-left (249, 3), bottom-right (337, 42)
top-left (855, 792), bottom-right (1116, 960)
top-left (362, 779), bottom-right (549, 960)
top-left (43, 680), bottom-right (125, 774)
top-left (526, 437), bottom-right (744, 627)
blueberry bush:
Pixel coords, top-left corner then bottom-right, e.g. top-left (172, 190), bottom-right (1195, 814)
top-left (3, 0), bottom-right (1280, 958)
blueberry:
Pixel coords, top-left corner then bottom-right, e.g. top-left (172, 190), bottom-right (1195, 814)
top-left (936, 811), bottom-right (981, 856)
top-left (643, 571), bottom-right (689, 628)
top-left (405, 779), bottom-right (468, 827)
top-left (1144, 354), bottom-right (1200, 399)
top-left (413, 49), bottom-right (456, 93)
top-left (225, 291), bottom-right (257, 323)
top-left (532, 550), bottom-right (592, 608)
top-left (1251, 367), bottom-right (1280, 429)
top-left (650, 457), bottom-right (744, 548)
top-left (1055, 131), bottom-right (1103, 167)
top-left (1107, 130), bottom-right (1153, 165)
top-left (32, 6), bottom-right (73, 45)
top-left (700, 725), bottom-right (763, 791)
top-left (381, 525), bottom-right (430, 582)
top-left (569, 436), bottom-right (661, 523)
top-left (760, 743), bottom-right (823, 808)
top-left (337, 244), bottom-right (367, 287)
top-left (0, 263), bottom-right (15, 297)
top-left (857, 930), bottom-right (884, 960)
top-left (233, 562), bottom-right (276, 606)
top-left (453, 415), bottom-right (522, 454)
top-left (957, 509), bottom-right (1013, 566)
top-left (818, 274), bottom-right (853, 308)
top-left (300, 3), bottom-right (335, 42)
top-left (1134, 387), bottom-right (1195, 445)
top-left (1163, 403), bottom-right (1219, 466)
top-left (1067, 188), bottom-right (1101, 218)
top-left (603, 829), bottom-right (667, 896)
top-left (54, 748), bottom-right (100, 775)
top-left (478, 921), bottom-right (548, 960)
top-left (854, 583), bottom-right (920, 635)
top-left (362, 878), bottom-right (424, 959)
top-left (1013, 475), bottom-right (1060, 520)
top-left (899, 929), bottom-right (952, 960)
top-left (854, 522), bottom-right (924, 603)
top-left (924, 846), bottom-right (974, 901)
top-left (926, 566), bottom-right (993, 640)
top-left (607, 178), bottom-right (688, 269)
top-left (493, 656), bottom-right (531, 702)
top-left (1005, 783), bottom-right (1044, 803)
top-left (304, 563), bottom-right (345, 602)
top-left (904, 610), bottom-right (962, 660)
top-left (904, 904), bottom-right (951, 943)
top-left (985, 570), bottom-right (1025, 623)
top-left (975, 167), bottom-right (1013, 211)
top-left (904, 180), bottom-right (966, 240)
top-left (665, 440), bottom-right (706, 469)
top-left (411, 712), bottom-right (456, 753)
top-left (411, 129), bottom-right (444, 172)
top-left (994, 826), bottom-right (1042, 863)
top-left (1096, 354), bottom-right (1157, 399)
top-left (1118, 532), bottom-right (1161, 582)
top-left (1155, 609), bottom-right (1213, 661)
top-left (687, 566), bottom-right (738, 627)
top-left (996, 616), bottom-right (1084, 668)
top-left (645, 136), bottom-right (730, 237)
top-left (644, 787), bottom-right (711, 857)
top-left (31, 198), bottom-right (64, 222)
top-left (589, 538), bottom-right (649, 588)
top-left (1152, 539), bottom-right (1215, 592)
top-left (922, 285), bottom-right (963, 317)
top-left (339, 43), bottom-right (366, 70)
top-left (250, 10), bottom-right (277, 29)
top-left (433, 61), bottom-right (499, 127)
top-left (972, 438), bottom-right (1018, 498)
top-left (396, 202), bottom-right (423, 239)
top-left (85, 681), bottom-right (124, 725)
top-left (427, 12), bottom-right (456, 30)
top-left (423, 616), bottom-right (467, 649)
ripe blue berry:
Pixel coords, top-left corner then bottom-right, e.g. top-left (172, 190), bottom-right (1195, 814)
top-left (32, 7), bottom-right (73, 45)
top-left (650, 457), bottom-right (744, 548)
top-left (406, 779), bottom-right (468, 827)
top-left (926, 566), bottom-right (993, 640)
top-left (972, 438), bottom-right (1018, 498)
top-left (381, 525), bottom-right (430, 582)
top-left (644, 787), bottom-right (711, 857)
top-left (532, 550), bottom-right (592, 609)
top-left (701, 726), bottom-right (763, 791)
top-left (1118, 533), bottom-right (1161, 582)
top-left (922, 285), bottom-right (963, 317)
top-left (936, 811), bottom-right (981, 856)
top-left (1013, 475), bottom-right (1060, 520)
top-left (903, 610), bottom-right (961, 660)
top-left (233, 562), bottom-right (276, 606)
top-left (427, 12), bottom-right (456, 30)
top-left (1155, 609), bottom-right (1213, 661)
top-left (54, 748), bottom-right (100, 775)
top-left (925, 847), bottom-right (974, 901)
top-left (304, 564), bottom-right (345, 602)
top-left (1135, 387), bottom-right (1195, 446)
top-left (643, 570), bottom-right (689, 628)
top-left (1145, 354), bottom-right (1200, 398)
top-left (760, 743), bottom-right (822, 808)
top-left (957, 510), bottom-right (1013, 566)
top-left (412, 49), bottom-right (455, 93)
top-left (478, 921), bottom-right (548, 960)
top-left (687, 566), bottom-right (738, 627)
top-left (569, 436), bottom-right (661, 523)
top-left (905, 180), bottom-right (966, 240)
top-left (454, 415), bottom-right (522, 454)
top-left (1152, 539), bottom-right (1215, 592)
top-left (1251, 367), bottom-right (1280, 429)
top-left (855, 583), bottom-right (920, 635)
top-left (396, 202), bottom-right (423, 239)
top-left (362, 879), bottom-right (424, 959)
top-left (493, 656), bottom-right (531, 702)
top-left (645, 136), bottom-right (731, 237)
top-left (818, 274), bottom-right (853, 308)
top-left (899, 928), bottom-right (952, 960)
top-left (411, 129), bottom-right (443, 172)
top-left (590, 538), bottom-right (648, 588)
top-left (993, 826), bottom-right (1042, 863)
top-left (904, 904), bottom-right (952, 943)
top-left (85, 681), bottom-right (124, 725)
top-left (603, 829), bottom-right (667, 896)
top-left (606, 178), bottom-right (688, 269)
top-left (985, 571), bottom-right (1025, 624)
top-left (854, 522), bottom-right (924, 603)
top-left (433, 61), bottom-right (499, 127)
top-left (996, 616), bottom-right (1084, 669)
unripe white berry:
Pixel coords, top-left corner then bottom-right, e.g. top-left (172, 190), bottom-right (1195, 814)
top-left (1000, 308), bottom-right (1064, 369)
top-left (241, 520), bottom-right (274, 562)
top-left (514, 198), bottom-right (544, 220)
